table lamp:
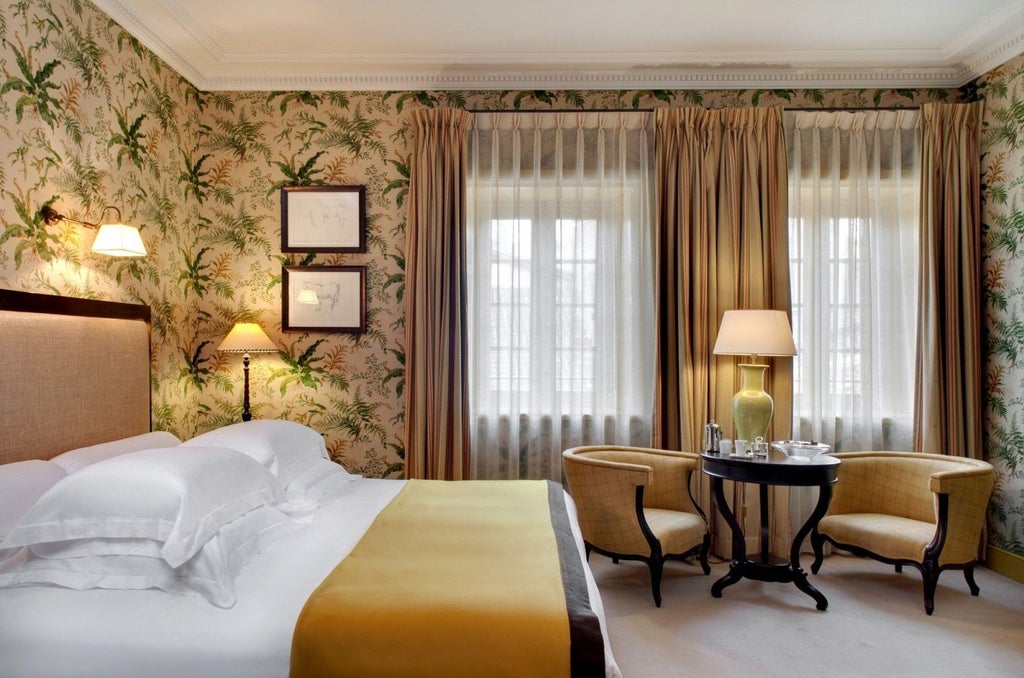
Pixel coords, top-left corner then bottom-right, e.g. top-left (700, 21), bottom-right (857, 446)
top-left (217, 322), bottom-right (278, 421)
top-left (713, 309), bottom-right (797, 442)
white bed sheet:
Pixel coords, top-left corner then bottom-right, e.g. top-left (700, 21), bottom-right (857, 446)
top-left (0, 478), bottom-right (620, 678)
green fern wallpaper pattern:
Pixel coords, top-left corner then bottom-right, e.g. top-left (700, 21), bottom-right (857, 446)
top-left (0, 0), bottom-right (1020, 556)
top-left (977, 53), bottom-right (1024, 556)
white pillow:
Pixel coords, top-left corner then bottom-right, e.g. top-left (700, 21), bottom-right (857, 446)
top-left (0, 460), bottom-right (67, 565)
top-left (2, 446), bottom-right (281, 568)
top-left (0, 505), bottom-right (303, 608)
top-left (51, 431), bottom-right (182, 474)
top-left (290, 458), bottom-right (365, 504)
top-left (180, 420), bottom-right (358, 503)
top-left (0, 460), bottom-right (67, 538)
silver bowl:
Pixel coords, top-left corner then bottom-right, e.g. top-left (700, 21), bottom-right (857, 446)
top-left (770, 440), bottom-right (831, 461)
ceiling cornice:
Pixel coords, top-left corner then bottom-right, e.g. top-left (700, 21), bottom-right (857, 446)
top-left (961, 32), bottom-right (1024, 81)
top-left (190, 66), bottom-right (975, 94)
top-left (95, 0), bottom-right (206, 86)
top-left (93, 0), bottom-right (1023, 92)
top-left (950, 0), bottom-right (1024, 80)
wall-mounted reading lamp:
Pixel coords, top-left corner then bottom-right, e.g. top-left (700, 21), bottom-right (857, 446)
top-left (40, 205), bottom-right (147, 257)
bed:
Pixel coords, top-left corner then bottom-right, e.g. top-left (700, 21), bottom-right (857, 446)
top-left (0, 290), bottom-right (621, 678)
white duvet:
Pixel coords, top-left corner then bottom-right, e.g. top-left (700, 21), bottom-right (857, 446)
top-left (0, 478), bottom-right (620, 678)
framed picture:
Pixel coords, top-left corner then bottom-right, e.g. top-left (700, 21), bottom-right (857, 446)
top-left (282, 265), bottom-right (366, 333)
top-left (281, 185), bottom-right (366, 253)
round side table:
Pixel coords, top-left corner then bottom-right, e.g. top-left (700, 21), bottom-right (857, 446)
top-left (700, 451), bottom-right (840, 610)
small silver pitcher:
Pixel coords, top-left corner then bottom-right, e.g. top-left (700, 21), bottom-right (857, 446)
top-left (704, 419), bottom-right (723, 453)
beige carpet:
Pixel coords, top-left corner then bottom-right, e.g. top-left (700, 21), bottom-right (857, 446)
top-left (592, 554), bottom-right (1024, 678)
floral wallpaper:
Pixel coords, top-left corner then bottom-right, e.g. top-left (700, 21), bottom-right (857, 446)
top-left (0, 0), bottom-right (1020, 558)
top-left (976, 53), bottom-right (1024, 557)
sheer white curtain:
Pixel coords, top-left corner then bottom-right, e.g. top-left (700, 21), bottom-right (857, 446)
top-left (466, 111), bottom-right (656, 480)
top-left (786, 110), bottom-right (920, 453)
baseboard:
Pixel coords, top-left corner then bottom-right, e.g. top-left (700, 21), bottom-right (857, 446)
top-left (986, 546), bottom-right (1024, 583)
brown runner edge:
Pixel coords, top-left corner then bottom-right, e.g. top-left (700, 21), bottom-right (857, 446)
top-left (547, 480), bottom-right (605, 678)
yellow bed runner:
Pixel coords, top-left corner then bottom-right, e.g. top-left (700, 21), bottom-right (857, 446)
top-left (290, 479), bottom-right (603, 678)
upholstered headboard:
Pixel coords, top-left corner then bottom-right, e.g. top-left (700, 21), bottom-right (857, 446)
top-left (0, 290), bottom-right (152, 464)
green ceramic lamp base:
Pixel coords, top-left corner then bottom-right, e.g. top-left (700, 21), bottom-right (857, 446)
top-left (732, 363), bottom-right (773, 442)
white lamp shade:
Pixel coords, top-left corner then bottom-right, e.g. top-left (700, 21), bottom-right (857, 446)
top-left (713, 309), bottom-right (796, 358)
top-left (91, 223), bottom-right (147, 257)
top-left (217, 323), bottom-right (278, 353)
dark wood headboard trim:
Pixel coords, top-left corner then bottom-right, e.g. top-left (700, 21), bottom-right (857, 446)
top-left (0, 289), bottom-right (151, 323)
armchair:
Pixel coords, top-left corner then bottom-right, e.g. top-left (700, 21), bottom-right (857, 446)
top-left (562, 445), bottom-right (711, 607)
top-left (810, 451), bottom-right (995, 615)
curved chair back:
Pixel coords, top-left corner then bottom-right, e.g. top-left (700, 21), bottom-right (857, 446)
top-left (562, 447), bottom-right (654, 556)
top-left (812, 450), bottom-right (995, 614)
top-left (562, 445), bottom-right (712, 607)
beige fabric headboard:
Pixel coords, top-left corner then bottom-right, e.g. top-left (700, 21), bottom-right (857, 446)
top-left (0, 290), bottom-right (151, 463)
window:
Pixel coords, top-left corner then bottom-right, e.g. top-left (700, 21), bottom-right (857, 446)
top-left (485, 213), bottom-right (604, 408)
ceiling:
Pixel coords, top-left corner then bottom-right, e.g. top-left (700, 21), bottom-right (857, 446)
top-left (92, 0), bottom-right (1024, 91)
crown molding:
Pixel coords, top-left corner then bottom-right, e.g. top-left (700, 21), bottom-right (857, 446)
top-left (189, 65), bottom-right (976, 93)
top-left (93, 0), bottom-right (206, 85)
top-left (950, 1), bottom-right (1024, 81)
top-left (93, 0), bottom-right (1023, 92)
top-left (961, 32), bottom-right (1024, 81)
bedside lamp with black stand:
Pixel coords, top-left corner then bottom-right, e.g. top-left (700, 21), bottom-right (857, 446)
top-left (217, 322), bottom-right (278, 422)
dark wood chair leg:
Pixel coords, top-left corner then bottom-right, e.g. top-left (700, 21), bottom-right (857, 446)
top-left (964, 565), bottom-right (980, 596)
top-left (648, 558), bottom-right (664, 608)
top-left (810, 530), bottom-right (825, 574)
top-left (698, 533), bottom-right (711, 575)
top-left (895, 563), bottom-right (903, 573)
top-left (922, 560), bottom-right (939, 615)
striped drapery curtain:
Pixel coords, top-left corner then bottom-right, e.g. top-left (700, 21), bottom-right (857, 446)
top-left (653, 106), bottom-right (792, 454)
top-left (653, 107), bottom-right (791, 555)
top-left (404, 108), bottom-right (473, 480)
top-left (914, 101), bottom-right (985, 460)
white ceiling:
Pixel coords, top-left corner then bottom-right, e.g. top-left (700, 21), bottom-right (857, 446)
top-left (93, 0), bottom-right (1024, 91)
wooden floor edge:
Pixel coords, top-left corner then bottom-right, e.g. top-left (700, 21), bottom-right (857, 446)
top-left (985, 546), bottom-right (1024, 584)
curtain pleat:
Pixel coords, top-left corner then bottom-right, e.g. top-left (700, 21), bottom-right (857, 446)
top-left (654, 107), bottom-right (791, 452)
top-left (914, 101), bottom-right (985, 460)
top-left (404, 108), bottom-right (473, 480)
top-left (654, 107), bottom-right (790, 555)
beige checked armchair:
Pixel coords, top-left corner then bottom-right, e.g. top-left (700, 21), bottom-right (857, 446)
top-left (810, 451), bottom-right (995, 615)
top-left (562, 446), bottom-right (710, 607)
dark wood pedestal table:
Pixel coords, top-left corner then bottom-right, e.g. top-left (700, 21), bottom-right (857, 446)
top-left (700, 452), bottom-right (840, 611)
